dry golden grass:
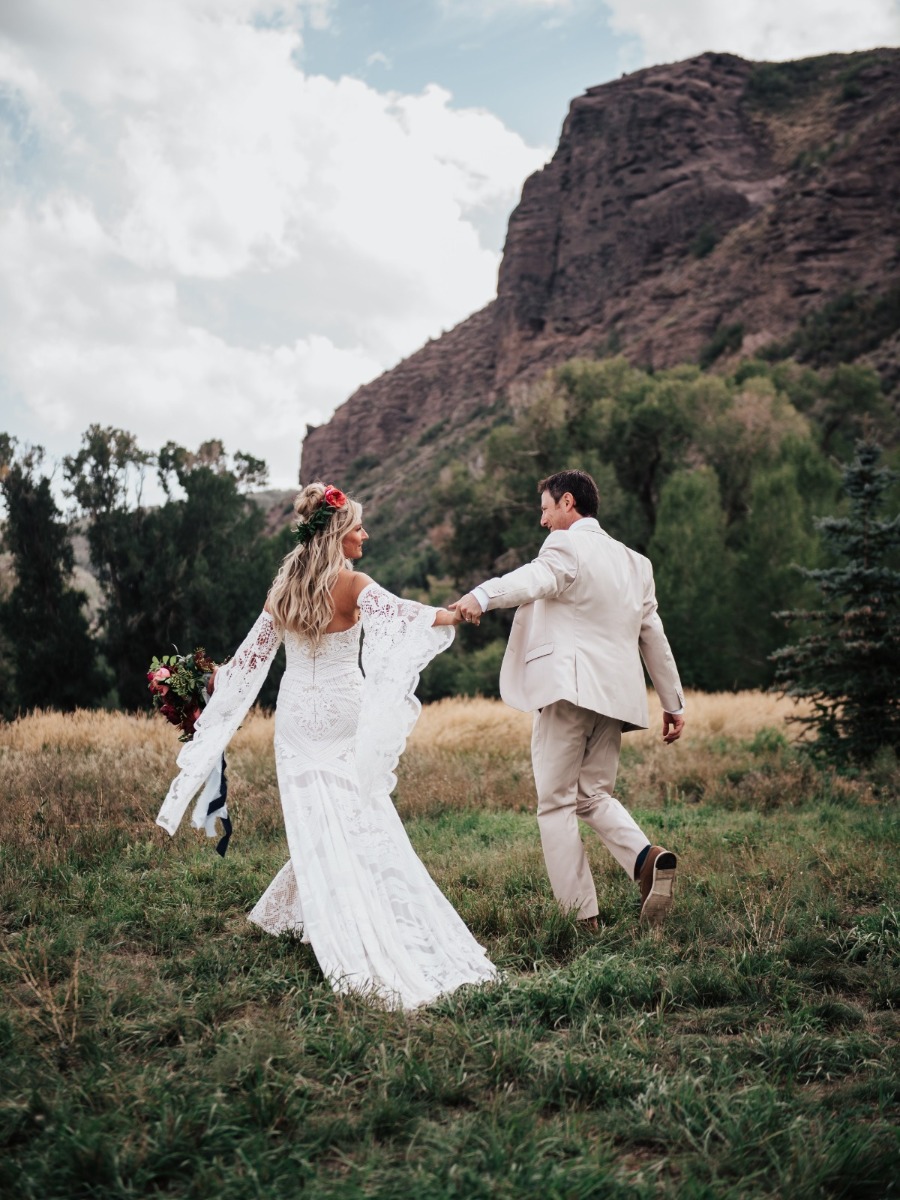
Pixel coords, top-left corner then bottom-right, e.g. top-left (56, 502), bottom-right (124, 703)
top-left (412, 696), bottom-right (532, 753)
top-left (410, 690), bottom-right (812, 754)
top-left (0, 691), bottom-right (809, 757)
top-left (0, 691), bottom-right (824, 847)
top-left (638, 689), bottom-right (812, 742)
top-left (401, 690), bottom-right (818, 819)
top-left (0, 708), bottom-right (282, 861)
top-left (0, 706), bottom-right (274, 755)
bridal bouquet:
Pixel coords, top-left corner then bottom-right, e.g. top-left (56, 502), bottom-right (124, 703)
top-left (147, 648), bottom-right (218, 742)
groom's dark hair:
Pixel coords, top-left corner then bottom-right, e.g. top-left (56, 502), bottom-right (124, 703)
top-left (538, 470), bottom-right (600, 518)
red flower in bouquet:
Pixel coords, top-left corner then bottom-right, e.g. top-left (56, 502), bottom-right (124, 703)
top-left (146, 648), bottom-right (220, 742)
top-left (180, 706), bottom-right (203, 739)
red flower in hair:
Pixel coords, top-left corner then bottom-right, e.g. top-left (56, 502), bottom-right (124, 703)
top-left (323, 485), bottom-right (347, 508)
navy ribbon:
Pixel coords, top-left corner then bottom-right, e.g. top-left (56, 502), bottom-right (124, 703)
top-left (205, 754), bottom-right (232, 857)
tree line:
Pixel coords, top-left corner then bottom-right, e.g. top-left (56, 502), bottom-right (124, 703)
top-left (364, 357), bottom-right (898, 715)
top-left (0, 429), bottom-right (290, 717)
top-left (1, 355), bottom-right (898, 764)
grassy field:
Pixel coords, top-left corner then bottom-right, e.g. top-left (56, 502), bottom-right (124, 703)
top-left (0, 693), bottom-right (897, 1199)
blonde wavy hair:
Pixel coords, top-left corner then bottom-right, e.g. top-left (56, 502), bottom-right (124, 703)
top-left (267, 482), bottom-right (363, 646)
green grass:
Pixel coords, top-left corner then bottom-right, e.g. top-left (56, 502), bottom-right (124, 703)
top-left (1, 713), bottom-right (898, 1198)
top-left (744, 59), bottom-right (827, 111)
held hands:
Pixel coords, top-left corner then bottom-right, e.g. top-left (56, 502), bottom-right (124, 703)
top-left (433, 607), bottom-right (464, 627)
top-left (448, 593), bottom-right (482, 626)
top-left (662, 711), bottom-right (684, 745)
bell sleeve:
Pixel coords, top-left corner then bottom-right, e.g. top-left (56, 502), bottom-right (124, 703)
top-left (355, 583), bottom-right (454, 802)
top-left (156, 610), bottom-right (283, 838)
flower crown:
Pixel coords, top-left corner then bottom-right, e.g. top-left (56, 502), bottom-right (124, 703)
top-left (295, 484), bottom-right (348, 546)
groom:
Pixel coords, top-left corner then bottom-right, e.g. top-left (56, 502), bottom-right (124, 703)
top-left (452, 470), bottom-right (685, 926)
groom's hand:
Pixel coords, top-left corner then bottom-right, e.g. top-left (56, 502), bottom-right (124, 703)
top-left (662, 711), bottom-right (684, 744)
top-left (449, 593), bottom-right (482, 626)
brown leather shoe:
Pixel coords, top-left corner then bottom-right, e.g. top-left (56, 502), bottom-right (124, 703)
top-left (637, 846), bottom-right (677, 924)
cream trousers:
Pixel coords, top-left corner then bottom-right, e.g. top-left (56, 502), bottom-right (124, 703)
top-left (531, 700), bottom-right (649, 920)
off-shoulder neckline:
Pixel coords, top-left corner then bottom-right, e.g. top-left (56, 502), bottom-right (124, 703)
top-left (270, 581), bottom-right (382, 639)
top-left (318, 578), bottom-right (381, 636)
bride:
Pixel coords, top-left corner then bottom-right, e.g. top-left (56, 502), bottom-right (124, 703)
top-left (156, 482), bottom-right (498, 1009)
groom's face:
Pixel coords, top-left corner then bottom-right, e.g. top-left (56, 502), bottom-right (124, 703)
top-left (540, 490), bottom-right (578, 532)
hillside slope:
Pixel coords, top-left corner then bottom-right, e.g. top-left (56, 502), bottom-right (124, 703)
top-left (300, 49), bottom-right (900, 494)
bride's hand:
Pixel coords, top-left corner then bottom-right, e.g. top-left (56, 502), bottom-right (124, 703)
top-left (432, 607), bottom-right (463, 627)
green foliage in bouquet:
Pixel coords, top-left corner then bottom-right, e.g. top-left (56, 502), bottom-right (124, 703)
top-left (147, 648), bottom-right (218, 742)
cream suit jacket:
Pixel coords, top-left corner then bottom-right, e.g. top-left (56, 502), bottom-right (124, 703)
top-left (480, 519), bottom-right (684, 730)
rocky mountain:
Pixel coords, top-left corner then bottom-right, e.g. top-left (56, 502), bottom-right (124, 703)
top-left (300, 48), bottom-right (900, 492)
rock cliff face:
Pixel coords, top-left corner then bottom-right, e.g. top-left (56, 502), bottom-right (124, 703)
top-left (301, 49), bottom-right (900, 486)
top-left (301, 304), bottom-right (500, 482)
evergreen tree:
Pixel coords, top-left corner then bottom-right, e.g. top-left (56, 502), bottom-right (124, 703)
top-left (0, 435), bottom-right (105, 716)
top-left (772, 440), bottom-right (900, 764)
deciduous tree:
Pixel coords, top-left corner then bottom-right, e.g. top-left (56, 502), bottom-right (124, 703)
top-left (65, 427), bottom-right (282, 708)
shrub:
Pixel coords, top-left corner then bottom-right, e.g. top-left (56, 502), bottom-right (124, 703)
top-left (699, 323), bottom-right (744, 369)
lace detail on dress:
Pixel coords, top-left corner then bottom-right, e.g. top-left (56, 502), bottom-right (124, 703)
top-left (248, 860), bottom-right (309, 940)
top-left (156, 610), bottom-right (282, 836)
top-left (356, 583), bottom-right (453, 802)
top-left (274, 623), bottom-right (362, 778)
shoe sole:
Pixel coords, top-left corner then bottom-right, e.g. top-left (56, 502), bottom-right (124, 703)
top-left (640, 852), bottom-right (677, 924)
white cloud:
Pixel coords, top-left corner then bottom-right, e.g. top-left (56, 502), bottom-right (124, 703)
top-left (0, 198), bottom-right (382, 483)
top-left (605, 0), bottom-right (900, 67)
top-left (0, 0), bottom-right (547, 487)
top-left (438, 0), bottom-right (574, 15)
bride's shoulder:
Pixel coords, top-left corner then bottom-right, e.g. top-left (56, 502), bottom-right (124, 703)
top-left (336, 569), bottom-right (376, 602)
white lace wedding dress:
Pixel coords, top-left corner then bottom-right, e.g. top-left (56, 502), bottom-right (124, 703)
top-left (156, 583), bottom-right (498, 1010)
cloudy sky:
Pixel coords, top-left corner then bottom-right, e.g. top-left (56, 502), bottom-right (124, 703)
top-left (2, 0), bottom-right (898, 490)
